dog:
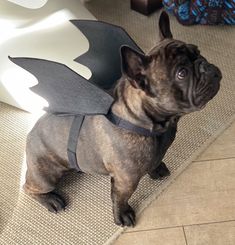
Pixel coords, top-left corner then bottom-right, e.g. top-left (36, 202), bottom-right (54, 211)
top-left (24, 12), bottom-right (221, 227)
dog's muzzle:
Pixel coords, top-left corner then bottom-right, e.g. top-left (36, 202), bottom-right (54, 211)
top-left (192, 59), bottom-right (222, 108)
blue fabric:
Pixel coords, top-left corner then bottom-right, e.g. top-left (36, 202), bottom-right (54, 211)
top-left (163, 0), bottom-right (235, 25)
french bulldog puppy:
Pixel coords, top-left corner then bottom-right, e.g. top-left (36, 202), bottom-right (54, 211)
top-left (24, 12), bottom-right (221, 227)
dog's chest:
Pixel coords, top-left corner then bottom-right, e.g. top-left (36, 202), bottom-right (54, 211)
top-left (76, 115), bottom-right (159, 174)
top-left (77, 114), bottom-right (178, 176)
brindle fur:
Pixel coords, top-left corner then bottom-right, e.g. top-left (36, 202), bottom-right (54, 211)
top-left (24, 12), bottom-right (221, 226)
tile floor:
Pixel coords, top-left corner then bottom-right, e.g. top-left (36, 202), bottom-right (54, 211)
top-left (115, 122), bottom-right (235, 245)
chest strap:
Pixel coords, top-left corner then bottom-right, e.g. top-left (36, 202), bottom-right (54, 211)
top-left (67, 115), bottom-right (85, 172)
top-left (105, 111), bottom-right (163, 137)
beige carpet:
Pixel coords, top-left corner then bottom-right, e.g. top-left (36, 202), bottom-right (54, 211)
top-left (1, 1), bottom-right (235, 244)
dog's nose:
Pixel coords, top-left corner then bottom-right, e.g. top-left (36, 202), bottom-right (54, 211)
top-left (200, 63), bottom-right (222, 81)
top-left (211, 65), bottom-right (222, 81)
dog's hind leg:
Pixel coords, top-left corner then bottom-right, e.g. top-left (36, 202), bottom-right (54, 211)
top-left (29, 192), bottom-right (66, 213)
top-left (23, 155), bottom-right (69, 213)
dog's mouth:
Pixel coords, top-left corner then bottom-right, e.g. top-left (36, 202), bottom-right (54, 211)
top-left (188, 60), bottom-right (222, 110)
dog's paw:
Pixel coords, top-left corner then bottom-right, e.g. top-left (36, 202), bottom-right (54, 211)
top-left (36, 192), bottom-right (66, 213)
top-left (114, 205), bottom-right (136, 227)
top-left (149, 161), bottom-right (170, 180)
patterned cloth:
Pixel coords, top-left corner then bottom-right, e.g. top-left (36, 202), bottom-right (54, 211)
top-left (163, 0), bottom-right (235, 25)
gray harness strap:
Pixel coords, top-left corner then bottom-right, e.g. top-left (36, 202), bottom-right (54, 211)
top-left (105, 111), bottom-right (163, 137)
top-left (67, 115), bottom-right (85, 171)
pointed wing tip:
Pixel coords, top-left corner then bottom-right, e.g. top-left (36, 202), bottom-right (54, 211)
top-left (8, 56), bottom-right (20, 65)
top-left (73, 56), bottom-right (79, 62)
top-left (30, 84), bottom-right (40, 92)
top-left (70, 19), bottom-right (86, 26)
top-left (8, 56), bottom-right (24, 64)
top-left (70, 19), bottom-right (99, 28)
top-left (69, 19), bottom-right (76, 24)
top-left (8, 56), bottom-right (14, 61)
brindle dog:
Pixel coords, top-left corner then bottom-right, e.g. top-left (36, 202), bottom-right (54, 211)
top-left (24, 12), bottom-right (221, 227)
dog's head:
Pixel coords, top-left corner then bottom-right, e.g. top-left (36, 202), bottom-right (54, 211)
top-left (120, 12), bottom-right (221, 120)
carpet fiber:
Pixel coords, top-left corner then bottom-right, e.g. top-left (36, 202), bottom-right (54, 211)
top-left (1, 1), bottom-right (235, 244)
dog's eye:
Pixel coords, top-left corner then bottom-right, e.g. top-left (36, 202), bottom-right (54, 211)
top-left (177, 68), bottom-right (188, 80)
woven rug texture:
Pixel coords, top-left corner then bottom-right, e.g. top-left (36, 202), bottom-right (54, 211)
top-left (0, 0), bottom-right (235, 244)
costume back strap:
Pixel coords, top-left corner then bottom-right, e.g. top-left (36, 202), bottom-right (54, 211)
top-left (67, 115), bottom-right (85, 171)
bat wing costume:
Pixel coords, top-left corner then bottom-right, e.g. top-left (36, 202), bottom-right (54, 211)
top-left (9, 20), bottom-right (160, 171)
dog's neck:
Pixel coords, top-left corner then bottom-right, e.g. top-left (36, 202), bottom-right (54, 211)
top-left (111, 78), bottom-right (178, 133)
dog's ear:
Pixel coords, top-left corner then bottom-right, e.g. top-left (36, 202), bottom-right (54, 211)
top-left (159, 11), bottom-right (173, 40)
top-left (121, 46), bottom-right (150, 91)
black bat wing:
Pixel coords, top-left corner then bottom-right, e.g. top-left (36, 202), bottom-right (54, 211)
top-left (70, 20), bottom-right (143, 90)
top-left (9, 56), bottom-right (114, 115)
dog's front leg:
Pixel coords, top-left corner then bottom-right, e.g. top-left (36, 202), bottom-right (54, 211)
top-left (111, 176), bottom-right (139, 227)
top-left (148, 161), bottom-right (170, 179)
top-left (148, 124), bottom-right (177, 180)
